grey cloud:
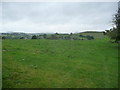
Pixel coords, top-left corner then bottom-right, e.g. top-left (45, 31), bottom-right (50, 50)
top-left (2, 2), bottom-right (118, 33)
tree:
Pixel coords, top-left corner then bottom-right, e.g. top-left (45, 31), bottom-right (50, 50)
top-left (32, 35), bottom-right (37, 39)
top-left (2, 36), bottom-right (6, 39)
top-left (90, 36), bottom-right (94, 40)
top-left (115, 8), bottom-right (120, 41)
top-left (70, 33), bottom-right (73, 35)
top-left (86, 35), bottom-right (94, 40)
top-left (55, 32), bottom-right (59, 35)
top-left (105, 7), bottom-right (120, 42)
top-left (20, 37), bottom-right (24, 39)
top-left (43, 34), bottom-right (47, 39)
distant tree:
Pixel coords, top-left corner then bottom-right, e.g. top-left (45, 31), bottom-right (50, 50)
top-left (86, 35), bottom-right (94, 40)
top-left (90, 36), bottom-right (94, 40)
top-left (79, 35), bottom-right (83, 37)
top-left (2, 36), bottom-right (6, 39)
top-left (70, 33), bottom-right (73, 35)
top-left (43, 34), bottom-right (47, 39)
top-left (103, 31), bottom-right (106, 35)
top-left (55, 33), bottom-right (59, 35)
top-left (86, 35), bottom-right (90, 40)
top-left (20, 37), bottom-right (24, 39)
top-left (32, 35), bottom-right (37, 39)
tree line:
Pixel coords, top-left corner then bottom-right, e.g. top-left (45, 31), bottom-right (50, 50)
top-left (103, 4), bottom-right (120, 43)
top-left (31, 34), bottom-right (94, 40)
top-left (1, 33), bottom-right (94, 40)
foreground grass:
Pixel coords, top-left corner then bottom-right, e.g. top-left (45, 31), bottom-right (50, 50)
top-left (0, 39), bottom-right (2, 89)
top-left (2, 38), bottom-right (118, 88)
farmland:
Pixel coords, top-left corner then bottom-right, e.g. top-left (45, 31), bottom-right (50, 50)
top-left (1, 31), bottom-right (104, 40)
top-left (2, 37), bottom-right (118, 88)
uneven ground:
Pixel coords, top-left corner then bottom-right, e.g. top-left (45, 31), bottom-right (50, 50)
top-left (2, 38), bottom-right (118, 88)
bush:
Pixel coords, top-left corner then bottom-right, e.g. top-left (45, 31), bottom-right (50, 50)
top-left (32, 35), bottom-right (37, 39)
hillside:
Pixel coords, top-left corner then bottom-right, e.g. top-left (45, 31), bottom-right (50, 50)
top-left (79, 31), bottom-right (105, 39)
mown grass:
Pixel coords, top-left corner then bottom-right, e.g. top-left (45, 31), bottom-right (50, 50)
top-left (2, 38), bottom-right (118, 88)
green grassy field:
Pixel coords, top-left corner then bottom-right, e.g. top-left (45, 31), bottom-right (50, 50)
top-left (2, 38), bottom-right (118, 88)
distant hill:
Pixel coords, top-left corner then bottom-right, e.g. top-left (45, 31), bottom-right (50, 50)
top-left (79, 31), bottom-right (105, 39)
top-left (81, 31), bottom-right (103, 33)
top-left (1, 31), bottom-right (106, 39)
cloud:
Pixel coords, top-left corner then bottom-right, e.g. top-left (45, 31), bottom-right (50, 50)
top-left (2, 2), bottom-right (118, 33)
top-left (0, 2), bottom-right (2, 29)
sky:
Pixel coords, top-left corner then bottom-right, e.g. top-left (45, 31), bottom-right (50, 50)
top-left (1, 2), bottom-right (118, 33)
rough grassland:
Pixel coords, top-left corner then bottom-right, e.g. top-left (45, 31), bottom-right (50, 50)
top-left (0, 39), bottom-right (2, 89)
top-left (2, 38), bottom-right (118, 88)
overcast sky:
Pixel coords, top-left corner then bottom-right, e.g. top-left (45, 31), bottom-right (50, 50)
top-left (1, 2), bottom-right (118, 33)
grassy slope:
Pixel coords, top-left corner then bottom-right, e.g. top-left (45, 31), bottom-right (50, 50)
top-left (2, 38), bottom-right (118, 88)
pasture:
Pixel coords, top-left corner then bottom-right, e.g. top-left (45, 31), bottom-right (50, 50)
top-left (2, 38), bottom-right (118, 88)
